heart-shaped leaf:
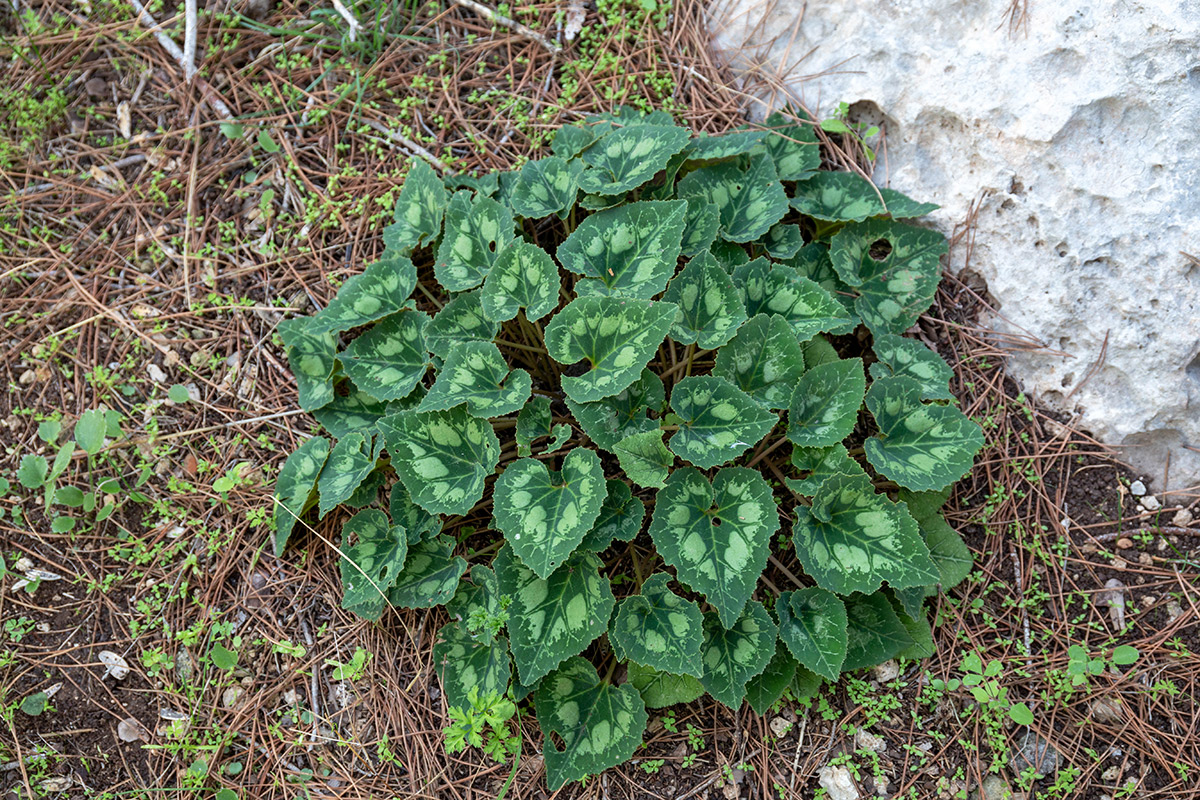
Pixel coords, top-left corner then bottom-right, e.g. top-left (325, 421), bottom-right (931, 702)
top-left (425, 290), bottom-right (499, 360)
top-left (790, 171), bottom-right (884, 222)
top-left (496, 546), bottom-right (615, 685)
top-left (699, 602), bottom-right (777, 709)
top-left (339, 509), bottom-right (407, 620)
top-left (785, 443), bottom-right (867, 496)
top-left (545, 297), bottom-right (676, 403)
top-left (494, 448), bottom-right (606, 579)
top-left (776, 587), bottom-right (848, 681)
top-left (879, 187), bottom-right (939, 219)
top-left (278, 318), bottom-right (336, 411)
top-left (830, 218), bottom-right (948, 335)
top-left (680, 197), bottom-right (720, 257)
top-left (786, 242), bottom-right (855, 314)
top-left (677, 152), bottom-right (789, 243)
top-left (565, 368), bottom-right (664, 452)
top-left (557, 200), bottom-right (687, 299)
top-left (745, 640), bottom-right (799, 714)
top-left (613, 430), bottom-right (673, 489)
top-left (551, 124), bottom-right (596, 159)
top-left (662, 252), bottom-right (747, 349)
top-left (734, 258), bottom-right (857, 339)
top-left (762, 111), bottom-right (820, 181)
top-left (536, 656), bottom-right (649, 791)
top-left (842, 591), bottom-right (915, 670)
top-left (390, 481), bottom-right (442, 543)
top-left (379, 406), bottom-right (501, 516)
top-left (786, 357), bottom-right (866, 448)
top-left (580, 479), bottom-right (646, 552)
top-left (578, 124), bottom-right (691, 195)
top-left (864, 376), bottom-right (984, 491)
top-left (317, 432), bottom-right (381, 516)
top-left (712, 314), bottom-right (806, 410)
top-left (668, 377), bottom-right (777, 469)
top-left (385, 159), bottom-right (445, 253)
top-left (685, 129), bottom-right (767, 161)
top-left (434, 194), bottom-right (515, 292)
top-left (387, 534), bottom-right (468, 609)
top-left (308, 256), bottom-right (417, 334)
top-left (272, 436), bottom-right (330, 555)
top-left (312, 385), bottom-right (391, 438)
top-left (338, 310), bottom-right (430, 402)
top-left (649, 467), bottom-right (778, 627)
top-left (480, 240), bottom-right (560, 322)
top-left (792, 471), bottom-right (940, 595)
top-left (512, 156), bottom-right (584, 219)
top-left (610, 573), bottom-right (704, 677)
top-left (764, 222), bottom-right (804, 259)
top-left (434, 621), bottom-right (512, 712)
top-left (626, 662), bottom-right (706, 708)
top-left (417, 341), bottom-right (532, 418)
top-left (868, 333), bottom-right (954, 401)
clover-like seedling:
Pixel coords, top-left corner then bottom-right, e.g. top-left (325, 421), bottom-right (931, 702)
top-left (271, 106), bottom-right (984, 790)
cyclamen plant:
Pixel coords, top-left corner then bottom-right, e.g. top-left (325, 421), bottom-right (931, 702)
top-left (272, 106), bottom-right (984, 790)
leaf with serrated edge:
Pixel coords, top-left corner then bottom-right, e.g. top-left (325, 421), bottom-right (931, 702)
top-left (610, 573), bottom-right (704, 677)
top-left (764, 223), bottom-right (804, 259)
top-left (685, 129), bottom-right (767, 161)
top-left (786, 357), bottom-right (866, 448)
top-left (565, 368), bottom-right (664, 452)
top-left (552, 124), bottom-right (595, 159)
top-left (417, 341), bottom-right (531, 418)
top-left (662, 252), bottom-right (747, 349)
top-left (649, 467), bottom-right (778, 627)
top-left (387, 534), bottom-right (467, 609)
top-left (272, 436), bottom-right (330, 555)
top-left (613, 430), bottom-right (673, 489)
top-left (734, 258), bottom-right (856, 339)
top-left (386, 159), bottom-right (445, 252)
top-left (868, 333), bottom-right (954, 401)
top-left (425, 291), bottom-right (499, 360)
top-left (677, 152), bottom-right (788, 243)
top-left (536, 656), bottom-right (648, 791)
top-left (278, 318), bottom-right (336, 411)
top-left (830, 218), bottom-right (948, 335)
top-left (434, 194), bottom-right (515, 292)
top-left (312, 385), bottom-right (390, 438)
top-left (480, 240), bottom-right (560, 322)
top-left (545, 297), bottom-right (675, 403)
top-left (864, 376), bottom-right (984, 491)
top-left (580, 480), bottom-right (646, 552)
top-left (512, 156), bottom-right (584, 219)
top-left (746, 640), bottom-right (799, 715)
top-left (680, 197), bottom-right (720, 257)
top-left (558, 200), bottom-right (686, 299)
top-left (379, 406), bottom-right (500, 516)
top-left (434, 621), bottom-right (511, 712)
top-left (338, 310), bottom-right (430, 402)
top-left (389, 481), bottom-right (442, 543)
top-left (790, 171), bottom-right (884, 223)
top-left (496, 546), bottom-right (615, 685)
top-left (669, 376), bottom-right (776, 469)
top-left (786, 443), bottom-right (867, 496)
top-left (493, 449), bottom-right (606, 579)
top-left (763, 111), bottom-right (820, 181)
top-left (699, 602), bottom-right (777, 709)
top-left (308, 257), bottom-right (417, 334)
top-left (340, 510), bottom-right (407, 620)
top-left (713, 314), bottom-right (806, 410)
top-left (842, 592), bottom-right (915, 671)
top-left (578, 124), bottom-right (691, 195)
top-left (793, 471), bottom-right (939, 595)
top-left (317, 432), bottom-right (379, 516)
top-left (776, 587), bottom-right (848, 680)
top-left (626, 662), bottom-right (706, 708)
top-left (880, 187), bottom-right (939, 218)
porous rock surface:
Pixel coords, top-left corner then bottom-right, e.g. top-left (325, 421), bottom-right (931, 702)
top-left (710, 0), bottom-right (1200, 492)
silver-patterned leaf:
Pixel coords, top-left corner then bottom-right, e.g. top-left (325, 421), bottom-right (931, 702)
top-left (340, 509), bottom-right (407, 620)
top-left (308, 256), bottom-right (417, 334)
top-left (425, 290), bottom-right (499, 360)
top-left (338, 310), bottom-right (430, 402)
top-left (579, 479), bottom-right (646, 552)
top-left (480, 240), bottom-right (560, 322)
top-left (387, 534), bottom-right (467, 609)
top-left (763, 111), bottom-right (820, 182)
top-left (734, 258), bottom-right (857, 339)
top-left (610, 573), bottom-right (704, 677)
top-left (317, 432), bottom-right (380, 516)
top-left (786, 357), bottom-right (866, 448)
top-left (272, 436), bottom-right (330, 555)
top-left (668, 376), bottom-right (777, 469)
top-left (776, 587), bottom-right (847, 681)
top-left (565, 368), bottom-right (664, 452)
top-left (417, 341), bottom-right (531, 418)
top-left (613, 429), bottom-right (674, 489)
top-left (384, 159), bottom-right (445, 252)
top-left (868, 333), bottom-right (954, 401)
top-left (676, 152), bottom-right (788, 243)
top-left (712, 314), bottom-right (806, 410)
top-left (662, 252), bottom-right (747, 349)
top-left (278, 317), bottom-right (336, 411)
top-left (578, 124), bottom-right (691, 195)
top-left (511, 156), bottom-right (584, 219)
top-left (434, 621), bottom-right (511, 712)
top-left (557, 200), bottom-right (687, 299)
top-left (699, 601), bottom-right (777, 709)
top-left (434, 193), bottom-right (515, 292)
top-left (790, 171), bottom-right (884, 222)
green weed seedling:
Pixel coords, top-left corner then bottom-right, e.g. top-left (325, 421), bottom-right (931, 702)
top-left (270, 107), bottom-right (983, 789)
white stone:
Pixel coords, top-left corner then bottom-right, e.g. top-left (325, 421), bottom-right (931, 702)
top-left (1173, 507), bottom-right (1194, 527)
top-left (710, 0), bottom-right (1200, 493)
top-left (1141, 495), bottom-right (1161, 511)
top-left (818, 765), bottom-right (861, 800)
top-left (855, 729), bottom-right (886, 752)
top-left (1130, 481), bottom-right (1147, 497)
top-left (872, 659), bottom-right (899, 683)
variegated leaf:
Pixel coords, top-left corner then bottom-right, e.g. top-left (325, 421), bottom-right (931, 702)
top-left (312, 384), bottom-right (391, 438)
top-left (565, 368), bottom-right (664, 452)
top-left (579, 479), bottom-right (646, 552)
top-left (425, 290), bottom-right (499, 360)
top-left (790, 171), bottom-right (885, 222)
top-left (676, 152), bottom-right (788, 243)
top-left (578, 124), bottom-right (691, 195)
top-left (899, 489), bottom-right (972, 590)
top-left (272, 436), bottom-right (330, 555)
top-left (868, 333), bottom-right (954, 401)
top-left (776, 587), bottom-right (847, 681)
top-left (385, 159), bottom-right (445, 252)
top-left (685, 129), bottom-right (767, 161)
top-left (786, 357), bottom-right (866, 448)
top-left (417, 341), bottom-right (531, 418)
top-left (734, 258), bottom-right (857, 339)
top-left (557, 200), bottom-right (687, 299)
top-left (434, 194), bottom-right (515, 292)
top-left (668, 376), bottom-right (776, 469)
top-left (680, 196), bottom-right (720, 257)
top-left (712, 314), bottom-right (806, 410)
top-left (763, 111), bottom-right (820, 182)
top-left (699, 602), bottom-right (777, 709)
top-left (387, 534), bottom-right (468, 609)
top-left (764, 222), bottom-right (804, 259)
top-left (339, 509), bottom-right (407, 620)
top-left (480, 240), bottom-right (560, 322)
top-left (278, 317), bottom-right (336, 412)
top-left (880, 187), bottom-right (939, 218)
top-left (434, 621), bottom-right (511, 712)
top-left (551, 124), bottom-right (596, 159)
top-left (308, 256), bottom-right (417, 334)
top-left (389, 481), bottom-right (442, 543)
top-left (338, 310), bottom-right (430, 402)
top-left (512, 156), bottom-right (584, 219)
top-left (785, 443), bottom-right (867, 496)
top-left (610, 573), bottom-right (704, 677)
top-left (317, 432), bottom-right (380, 516)
top-left (662, 251), bottom-right (747, 349)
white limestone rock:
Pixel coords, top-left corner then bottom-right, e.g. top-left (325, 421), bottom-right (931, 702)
top-left (710, 0), bottom-right (1200, 492)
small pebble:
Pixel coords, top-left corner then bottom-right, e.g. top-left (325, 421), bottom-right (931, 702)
top-left (1141, 495), bottom-right (1161, 511)
top-left (1166, 600), bottom-right (1184, 622)
top-left (1111, 557), bottom-right (1127, 570)
top-left (855, 729), bottom-right (886, 752)
top-left (147, 363), bottom-right (168, 383)
top-left (1116, 537), bottom-right (1133, 549)
top-left (1129, 480), bottom-right (1146, 496)
top-left (770, 716), bottom-right (793, 738)
top-left (872, 659), bottom-right (900, 682)
top-left (1138, 552), bottom-right (1154, 566)
top-left (1173, 507), bottom-right (1194, 527)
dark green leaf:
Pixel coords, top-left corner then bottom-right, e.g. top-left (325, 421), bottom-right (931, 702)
top-left (662, 252), bottom-right (747, 349)
top-left (790, 171), bottom-right (884, 222)
top-left (868, 333), bottom-right (954, 401)
top-left (745, 640), bottom-right (799, 714)
top-left (512, 156), bottom-right (584, 219)
top-left (712, 314), bottom-right (806, 410)
top-left (626, 662), bottom-right (706, 708)
top-left (308, 257), bottom-right (417, 334)
top-left (699, 602), bottom-right (777, 709)
top-left (763, 111), bottom-right (820, 181)
top-left (317, 432), bottom-right (380, 516)
top-left (338, 310), bottom-right (430, 402)
top-left (842, 592), bottom-right (915, 671)
top-left (613, 430), bottom-right (674, 489)
top-left (734, 258), bottom-right (857, 339)
top-left (685, 129), bottom-right (767, 161)
top-left (516, 396), bottom-right (553, 457)
top-left (551, 124), bottom-right (596, 159)
top-left (390, 481), bottom-right (443, 543)
top-left (387, 535), bottom-right (467, 609)
top-left (610, 573), bottom-right (704, 677)
top-left (764, 223), bottom-right (804, 259)
top-left (425, 291), bottom-right (500, 360)
top-left (417, 341), bottom-right (531, 418)
top-left (386, 159), bottom-right (445, 253)
top-left (434, 194), bottom-right (515, 292)
top-left (434, 621), bottom-right (511, 712)
top-left (785, 443), bottom-right (867, 496)
top-left (339, 509), bottom-right (407, 620)
top-left (677, 152), bottom-right (789, 243)
top-left (776, 587), bottom-right (848, 681)
top-left (668, 376), bottom-right (777, 469)
top-left (786, 357), bottom-right (866, 448)
top-left (558, 200), bottom-right (687, 299)
top-left (580, 480), bottom-right (646, 551)
top-left (272, 436), bottom-right (330, 556)
top-left (880, 187), bottom-right (939, 219)
top-left (565, 368), bottom-right (664, 452)
top-left (480, 240), bottom-right (561, 322)
top-left (278, 317), bottom-right (337, 411)
top-left (312, 384), bottom-right (391, 438)
top-left (578, 124), bottom-right (691, 195)
top-left (680, 196), bottom-right (720, 257)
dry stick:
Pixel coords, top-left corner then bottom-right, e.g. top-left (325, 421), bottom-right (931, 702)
top-left (182, 0), bottom-right (197, 80)
top-left (362, 119), bottom-right (448, 172)
top-left (127, 0), bottom-right (232, 119)
top-left (448, 0), bottom-right (561, 55)
top-left (330, 0), bottom-right (362, 42)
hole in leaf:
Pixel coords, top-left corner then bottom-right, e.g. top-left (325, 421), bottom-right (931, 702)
top-left (868, 238), bottom-right (893, 261)
top-left (712, 517), bottom-right (722, 527)
top-left (549, 731), bottom-right (567, 752)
